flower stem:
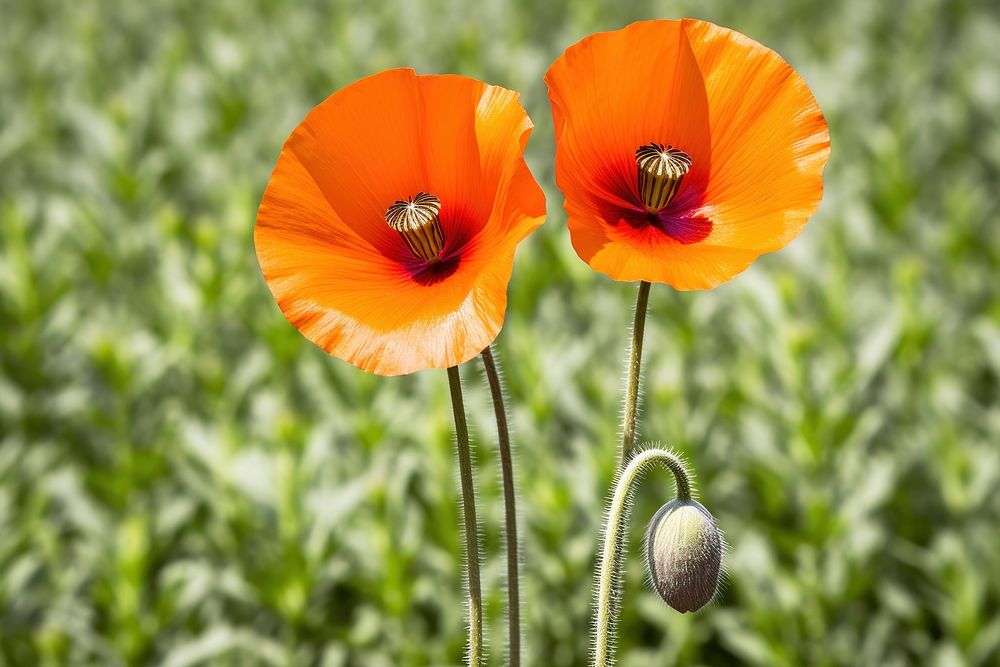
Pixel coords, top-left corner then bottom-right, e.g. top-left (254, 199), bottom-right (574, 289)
top-left (447, 366), bottom-right (483, 667)
top-left (480, 345), bottom-right (520, 667)
top-left (621, 280), bottom-right (652, 466)
top-left (592, 448), bottom-right (693, 667)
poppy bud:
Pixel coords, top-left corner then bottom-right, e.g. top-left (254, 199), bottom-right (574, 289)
top-left (644, 499), bottom-right (723, 613)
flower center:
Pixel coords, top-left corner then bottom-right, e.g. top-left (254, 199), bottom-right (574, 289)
top-left (385, 192), bottom-right (445, 262)
top-left (635, 143), bottom-right (692, 213)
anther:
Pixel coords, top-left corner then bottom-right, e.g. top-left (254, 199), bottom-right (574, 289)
top-left (385, 192), bottom-right (445, 262)
top-left (635, 143), bottom-right (692, 213)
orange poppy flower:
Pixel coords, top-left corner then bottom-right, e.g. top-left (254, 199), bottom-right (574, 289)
top-left (255, 69), bottom-right (545, 376)
top-left (545, 19), bottom-right (830, 290)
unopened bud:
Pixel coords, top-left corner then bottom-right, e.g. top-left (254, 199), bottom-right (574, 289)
top-left (645, 499), bottom-right (723, 613)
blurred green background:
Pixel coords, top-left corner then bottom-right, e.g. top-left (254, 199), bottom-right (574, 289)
top-left (2, 0), bottom-right (999, 665)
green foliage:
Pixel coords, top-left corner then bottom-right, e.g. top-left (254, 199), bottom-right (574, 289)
top-left (2, 0), bottom-right (999, 664)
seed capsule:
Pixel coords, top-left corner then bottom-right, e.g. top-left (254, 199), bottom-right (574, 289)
top-left (644, 499), bottom-right (723, 613)
top-left (385, 192), bottom-right (445, 262)
top-left (635, 143), bottom-right (692, 213)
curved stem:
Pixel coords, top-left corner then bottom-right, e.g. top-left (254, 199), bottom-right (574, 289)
top-left (621, 281), bottom-right (651, 466)
top-left (592, 447), bottom-right (693, 667)
top-left (447, 366), bottom-right (483, 667)
top-left (480, 345), bottom-right (521, 667)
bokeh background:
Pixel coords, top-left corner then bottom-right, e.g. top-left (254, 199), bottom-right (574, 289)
top-left (2, 0), bottom-right (999, 665)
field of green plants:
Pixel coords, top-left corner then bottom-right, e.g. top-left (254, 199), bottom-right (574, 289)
top-left (2, 0), bottom-right (999, 665)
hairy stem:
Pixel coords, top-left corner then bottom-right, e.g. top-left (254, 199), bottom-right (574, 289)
top-left (621, 281), bottom-right (651, 466)
top-left (592, 447), bottom-right (693, 667)
top-left (480, 345), bottom-right (521, 667)
top-left (447, 366), bottom-right (483, 667)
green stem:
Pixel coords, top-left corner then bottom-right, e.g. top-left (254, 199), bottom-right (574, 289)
top-left (621, 280), bottom-right (652, 466)
top-left (480, 345), bottom-right (520, 667)
top-left (447, 366), bottom-right (483, 667)
top-left (592, 448), bottom-right (693, 667)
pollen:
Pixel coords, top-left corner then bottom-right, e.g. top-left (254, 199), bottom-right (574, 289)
top-left (385, 192), bottom-right (445, 262)
top-left (635, 143), bottom-right (692, 213)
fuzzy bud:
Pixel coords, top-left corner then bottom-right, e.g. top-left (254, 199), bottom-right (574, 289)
top-left (644, 499), bottom-right (723, 613)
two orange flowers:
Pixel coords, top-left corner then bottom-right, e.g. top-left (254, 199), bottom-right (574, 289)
top-left (254, 18), bottom-right (830, 667)
top-left (256, 19), bottom-right (830, 377)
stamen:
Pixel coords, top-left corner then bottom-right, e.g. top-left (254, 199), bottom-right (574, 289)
top-left (385, 192), bottom-right (445, 262)
top-left (635, 143), bottom-right (692, 213)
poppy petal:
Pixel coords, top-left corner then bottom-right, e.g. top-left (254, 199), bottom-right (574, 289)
top-left (682, 19), bottom-right (831, 253)
top-left (288, 68), bottom-right (426, 259)
top-left (564, 199), bottom-right (758, 290)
